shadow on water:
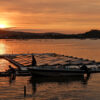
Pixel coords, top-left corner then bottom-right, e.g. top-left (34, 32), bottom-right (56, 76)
top-left (29, 74), bottom-right (91, 95)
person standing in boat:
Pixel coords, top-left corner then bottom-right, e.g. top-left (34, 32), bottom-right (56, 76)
top-left (32, 55), bottom-right (37, 66)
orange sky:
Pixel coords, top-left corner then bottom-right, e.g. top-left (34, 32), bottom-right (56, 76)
top-left (0, 0), bottom-right (100, 34)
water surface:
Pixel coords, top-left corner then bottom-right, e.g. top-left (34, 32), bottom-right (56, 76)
top-left (0, 74), bottom-right (100, 100)
top-left (0, 39), bottom-right (100, 100)
top-left (0, 39), bottom-right (100, 61)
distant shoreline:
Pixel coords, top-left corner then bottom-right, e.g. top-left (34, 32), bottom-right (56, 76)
top-left (0, 29), bottom-right (100, 39)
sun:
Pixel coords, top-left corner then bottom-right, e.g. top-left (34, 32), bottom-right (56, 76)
top-left (0, 24), bottom-right (7, 29)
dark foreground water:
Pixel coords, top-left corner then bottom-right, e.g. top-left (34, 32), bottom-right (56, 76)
top-left (0, 39), bottom-right (99, 100)
top-left (0, 74), bottom-right (100, 100)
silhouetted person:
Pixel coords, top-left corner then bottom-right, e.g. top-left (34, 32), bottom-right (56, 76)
top-left (8, 65), bottom-right (16, 80)
top-left (80, 64), bottom-right (90, 74)
top-left (80, 64), bottom-right (87, 70)
top-left (32, 55), bottom-right (37, 66)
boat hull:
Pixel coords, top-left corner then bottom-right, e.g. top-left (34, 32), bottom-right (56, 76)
top-left (29, 68), bottom-right (87, 77)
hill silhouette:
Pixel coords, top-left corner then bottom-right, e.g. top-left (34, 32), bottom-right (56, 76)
top-left (82, 30), bottom-right (100, 38)
top-left (0, 29), bottom-right (100, 39)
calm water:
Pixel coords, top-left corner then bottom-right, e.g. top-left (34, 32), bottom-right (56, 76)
top-left (0, 39), bottom-right (100, 61)
top-left (0, 39), bottom-right (100, 100)
top-left (0, 74), bottom-right (100, 100)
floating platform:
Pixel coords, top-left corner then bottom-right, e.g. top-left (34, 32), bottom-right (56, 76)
top-left (0, 53), bottom-right (100, 76)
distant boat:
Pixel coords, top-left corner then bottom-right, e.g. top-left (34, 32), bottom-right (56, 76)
top-left (28, 66), bottom-right (90, 77)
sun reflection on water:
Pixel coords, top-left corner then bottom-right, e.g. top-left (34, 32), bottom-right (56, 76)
top-left (0, 43), bottom-right (6, 54)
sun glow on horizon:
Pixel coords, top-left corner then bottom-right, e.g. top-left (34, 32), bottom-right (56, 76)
top-left (0, 24), bottom-right (8, 29)
top-left (0, 19), bottom-right (11, 29)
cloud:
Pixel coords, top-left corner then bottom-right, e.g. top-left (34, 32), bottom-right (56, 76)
top-left (0, 0), bottom-right (100, 14)
top-left (0, 0), bottom-right (100, 33)
top-left (7, 28), bottom-right (41, 32)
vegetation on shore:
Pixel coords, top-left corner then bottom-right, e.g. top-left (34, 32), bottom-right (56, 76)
top-left (0, 29), bottom-right (100, 39)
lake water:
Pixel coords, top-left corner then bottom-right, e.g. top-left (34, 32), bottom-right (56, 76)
top-left (0, 39), bottom-right (100, 100)
top-left (0, 39), bottom-right (100, 61)
top-left (0, 74), bottom-right (100, 100)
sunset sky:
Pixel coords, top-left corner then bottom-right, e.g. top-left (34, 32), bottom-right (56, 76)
top-left (0, 0), bottom-right (100, 34)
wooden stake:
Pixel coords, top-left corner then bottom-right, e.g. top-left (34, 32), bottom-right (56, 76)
top-left (24, 86), bottom-right (26, 97)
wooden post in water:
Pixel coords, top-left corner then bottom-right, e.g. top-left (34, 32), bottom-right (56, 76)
top-left (24, 86), bottom-right (26, 97)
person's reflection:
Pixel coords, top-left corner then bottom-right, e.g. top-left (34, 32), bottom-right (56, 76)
top-left (30, 77), bottom-right (37, 95)
top-left (81, 73), bottom-right (91, 85)
top-left (32, 81), bottom-right (36, 94)
top-left (9, 76), bottom-right (15, 85)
